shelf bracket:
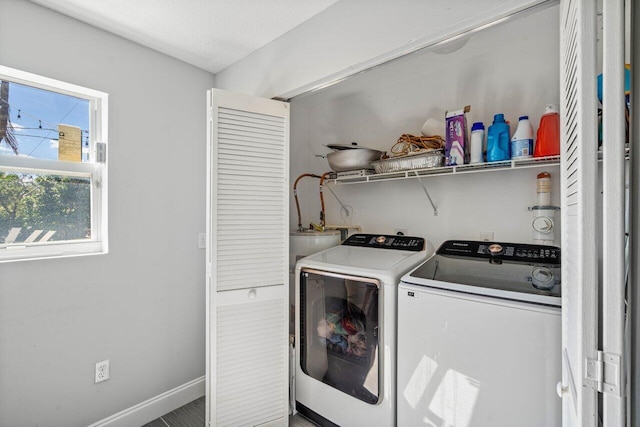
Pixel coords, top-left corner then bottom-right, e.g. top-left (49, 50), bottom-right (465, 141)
top-left (412, 171), bottom-right (438, 216)
top-left (324, 185), bottom-right (351, 217)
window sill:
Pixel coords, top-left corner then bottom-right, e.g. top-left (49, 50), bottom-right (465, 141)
top-left (0, 241), bottom-right (107, 263)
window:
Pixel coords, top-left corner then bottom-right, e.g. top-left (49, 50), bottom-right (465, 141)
top-left (0, 65), bottom-right (108, 261)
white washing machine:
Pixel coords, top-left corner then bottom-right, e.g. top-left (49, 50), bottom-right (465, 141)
top-left (398, 240), bottom-right (562, 427)
top-left (294, 233), bottom-right (434, 427)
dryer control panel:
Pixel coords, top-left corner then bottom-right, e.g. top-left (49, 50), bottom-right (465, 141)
top-left (342, 234), bottom-right (425, 251)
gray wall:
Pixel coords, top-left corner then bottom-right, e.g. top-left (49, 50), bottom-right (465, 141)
top-left (0, 1), bottom-right (215, 425)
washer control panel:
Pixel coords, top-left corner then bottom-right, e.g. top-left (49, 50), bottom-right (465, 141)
top-left (437, 240), bottom-right (560, 265)
top-left (342, 234), bottom-right (425, 251)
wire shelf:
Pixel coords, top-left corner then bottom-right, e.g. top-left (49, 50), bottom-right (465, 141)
top-left (326, 155), bottom-right (561, 185)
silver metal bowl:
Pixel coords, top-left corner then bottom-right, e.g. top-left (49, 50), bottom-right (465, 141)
top-left (326, 146), bottom-right (382, 172)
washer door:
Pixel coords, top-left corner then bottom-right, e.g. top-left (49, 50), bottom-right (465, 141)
top-left (299, 268), bottom-right (381, 404)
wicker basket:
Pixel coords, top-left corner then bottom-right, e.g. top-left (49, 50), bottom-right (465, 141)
top-left (372, 150), bottom-right (444, 174)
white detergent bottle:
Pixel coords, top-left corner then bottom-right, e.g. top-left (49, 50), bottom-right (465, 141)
top-left (511, 115), bottom-right (534, 159)
top-left (470, 122), bottom-right (485, 163)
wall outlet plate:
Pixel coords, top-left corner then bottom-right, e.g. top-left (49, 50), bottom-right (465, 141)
top-left (95, 359), bottom-right (110, 383)
top-left (479, 231), bottom-right (494, 241)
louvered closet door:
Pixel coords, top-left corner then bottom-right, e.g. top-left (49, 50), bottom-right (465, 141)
top-left (559, 1), bottom-right (599, 426)
top-left (206, 89), bottom-right (289, 427)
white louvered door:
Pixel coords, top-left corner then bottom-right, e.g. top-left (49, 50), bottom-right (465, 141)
top-left (559, 1), bottom-right (599, 426)
top-left (206, 89), bottom-right (290, 427)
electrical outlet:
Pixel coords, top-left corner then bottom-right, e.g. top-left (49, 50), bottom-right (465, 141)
top-left (95, 359), bottom-right (110, 383)
top-left (197, 232), bottom-right (206, 249)
top-left (479, 231), bottom-right (494, 241)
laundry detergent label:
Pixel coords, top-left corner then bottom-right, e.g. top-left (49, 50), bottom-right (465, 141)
top-left (511, 138), bottom-right (533, 159)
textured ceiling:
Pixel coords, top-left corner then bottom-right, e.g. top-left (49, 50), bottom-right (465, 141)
top-left (28, 0), bottom-right (339, 74)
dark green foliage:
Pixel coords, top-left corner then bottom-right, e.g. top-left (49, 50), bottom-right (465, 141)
top-left (0, 171), bottom-right (91, 243)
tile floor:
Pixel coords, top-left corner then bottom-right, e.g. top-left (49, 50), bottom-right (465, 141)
top-left (141, 397), bottom-right (317, 427)
top-left (142, 397), bottom-right (205, 427)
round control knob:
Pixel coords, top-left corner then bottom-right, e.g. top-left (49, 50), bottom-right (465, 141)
top-left (488, 244), bottom-right (503, 255)
top-left (532, 216), bottom-right (554, 233)
top-left (376, 236), bottom-right (387, 244)
top-left (531, 267), bottom-right (555, 290)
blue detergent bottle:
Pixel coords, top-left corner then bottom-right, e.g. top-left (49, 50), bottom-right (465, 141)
top-left (486, 113), bottom-right (511, 162)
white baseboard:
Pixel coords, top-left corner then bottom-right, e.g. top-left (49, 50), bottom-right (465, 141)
top-left (88, 376), bottom-right (205, 427)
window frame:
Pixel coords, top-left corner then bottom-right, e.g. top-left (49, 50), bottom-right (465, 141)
top-left (0, 65), bottom-right (108, 262)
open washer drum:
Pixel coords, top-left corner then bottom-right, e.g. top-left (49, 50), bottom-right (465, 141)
top-left (294, 234), bottom-right (434, 427)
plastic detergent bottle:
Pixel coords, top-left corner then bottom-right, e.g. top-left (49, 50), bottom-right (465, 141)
top-left (511, 116), bottom-right (534, 159)
top-left (486, 113), bottom-right (511, 162)
top-left (534, 104), bottom-right (560, 157)
top-left (470, 122), bottom-right (485, 163)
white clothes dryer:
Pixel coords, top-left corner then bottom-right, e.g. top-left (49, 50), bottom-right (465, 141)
top-left (294, 233), bottom-right (434, 427)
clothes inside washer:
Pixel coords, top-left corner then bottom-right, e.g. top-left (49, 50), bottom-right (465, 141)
top-left (316, 299), bottom-right (367, 357)
top-left (300, 273), bottom-right (380, 403)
